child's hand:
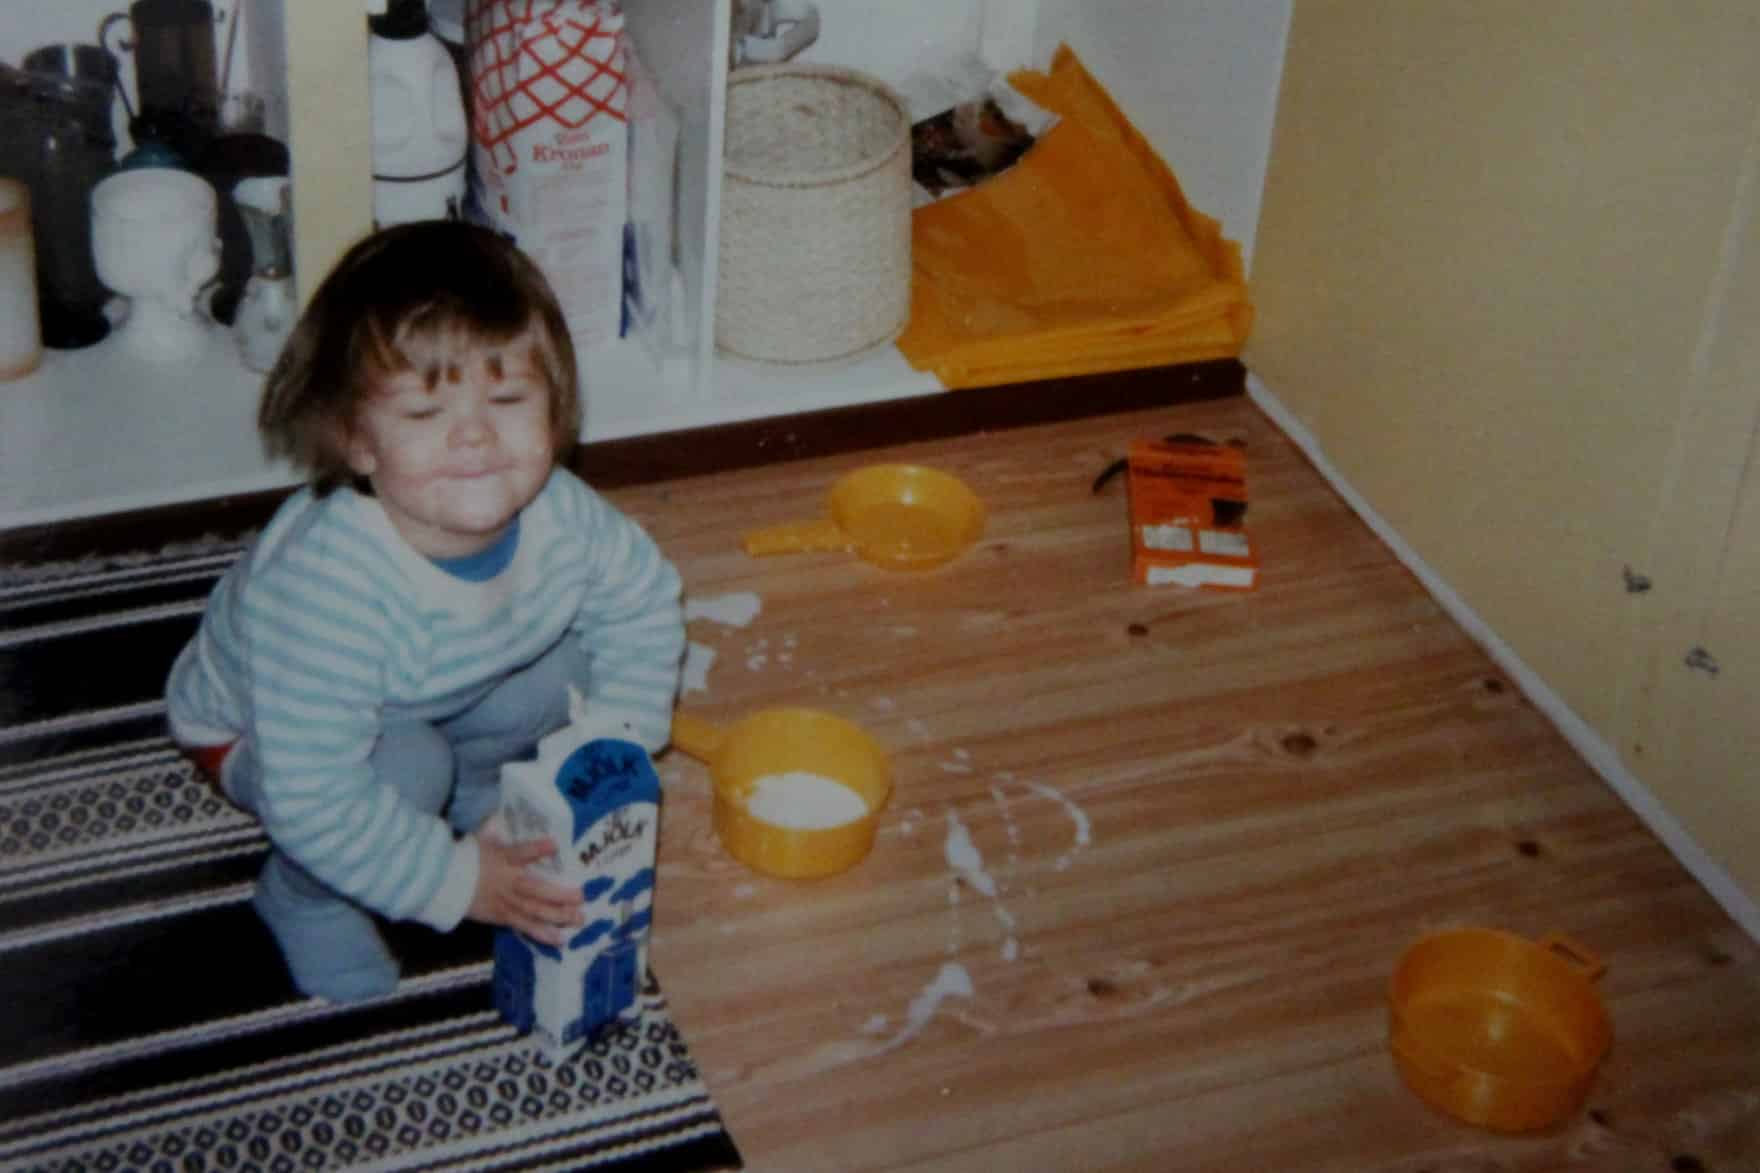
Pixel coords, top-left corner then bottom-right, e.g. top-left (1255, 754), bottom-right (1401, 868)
top-left (468, 834), bottom-right (584, 945)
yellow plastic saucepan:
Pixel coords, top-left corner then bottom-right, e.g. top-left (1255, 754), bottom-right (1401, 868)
top-left (671, 708), bottom-right (891, 879)
top-left (1389, 928), bottom-right (1613, 1133)
top-left (741, 464), bottom-right (985, 570)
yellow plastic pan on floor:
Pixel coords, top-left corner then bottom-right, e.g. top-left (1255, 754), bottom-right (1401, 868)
top-left (671, 708), bottom-right (891, 879)
top-left (1389, 928), bottom-right (1613, 1132)
top-left (741, 464), bottom-right (985, 571)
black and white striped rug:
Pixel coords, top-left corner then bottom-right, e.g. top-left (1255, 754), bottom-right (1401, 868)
top-left (0, 539), bottom-right (742, 1172)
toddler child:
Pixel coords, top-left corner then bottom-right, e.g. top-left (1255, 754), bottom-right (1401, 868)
top-left (166, 221), bottom-right (685, 1002)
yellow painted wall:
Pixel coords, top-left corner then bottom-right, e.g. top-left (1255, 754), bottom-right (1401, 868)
top-left (1247, 2), bottom-right (1760, 896)
top-left (283, 0), bottom-right (374, 308)
top-left (1249, 2), bottom-right (1760, 734)
top-left (1623, 112), bottom-right (1760, 894)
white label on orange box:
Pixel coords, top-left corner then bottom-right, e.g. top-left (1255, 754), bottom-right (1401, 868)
top-left (1198, 529), bottom-right (1252, 557)
top-left (1142, 523), bottom-right (1196, 552)
top-left (1146, 562), bottom-right (1257, 590)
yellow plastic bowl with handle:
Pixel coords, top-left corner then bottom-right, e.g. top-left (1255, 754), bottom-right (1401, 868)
top-left (1389, 928), bottom-right (1613, 1133)
top-left (741, 464), bottom-right (985, 570)
top-left (671, 708), bottom-right (891, 878)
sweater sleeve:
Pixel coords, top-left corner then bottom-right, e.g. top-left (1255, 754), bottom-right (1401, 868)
top-left (550, 475), bottom-right (686, 752)
top-left (237, 529), bottom-right (462, 926)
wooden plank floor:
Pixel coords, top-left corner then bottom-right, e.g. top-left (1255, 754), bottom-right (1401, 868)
top-left (609, 395), bottom-right (1760, 1172)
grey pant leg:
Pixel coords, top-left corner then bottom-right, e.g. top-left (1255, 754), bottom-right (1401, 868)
top-left (232, 719), bottom-right (455, 900)
top-left (234, 721), bottom-right (454, 1001)
top-left (442, 637), bottom-right (590, 833)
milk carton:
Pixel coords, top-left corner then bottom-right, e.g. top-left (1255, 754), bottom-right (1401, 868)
top-left (466, 0), bottom-right (630, 353)
top-left (491, 692), bottom-right (658, 1053)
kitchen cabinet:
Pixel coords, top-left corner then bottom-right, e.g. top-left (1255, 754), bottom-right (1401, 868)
top-left (0, 0), bottom-right (1288, 527)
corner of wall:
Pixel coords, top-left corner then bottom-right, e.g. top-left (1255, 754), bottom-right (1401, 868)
top-left (1246, 369), bottom-right (1760, 945)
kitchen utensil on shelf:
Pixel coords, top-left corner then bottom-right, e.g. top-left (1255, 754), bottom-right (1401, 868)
top-left (670, 708), bottom-right (890, 879)
top-left (192, 130), bottom-right (288, 325)
top-left (230, 174), bottom-right (294, 371)
top-left (732, 0), bottom-right (821, 65)
top-left (21, 44), bottom-right (121, 144)
top-left (100, 0), bottom-right (222, 164)
top-left (0, 61), bottom-right (118, 349)
top-left (1388, 927), bottom-right (1613, 1133)
top-left (741, 464), bottom-right (986, 570)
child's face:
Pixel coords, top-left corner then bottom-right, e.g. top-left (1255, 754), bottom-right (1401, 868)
top-left (345, 332), bottom-right (556, 558)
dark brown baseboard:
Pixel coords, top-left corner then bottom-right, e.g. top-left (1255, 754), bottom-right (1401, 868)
top-left (1, 359), bottom-right (1244, 566)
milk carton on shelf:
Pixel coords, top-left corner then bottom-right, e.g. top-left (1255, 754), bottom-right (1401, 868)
top-left (491, 689), bottom-right (659, 1054)
top-left (467, 0), bottom-right (630, 354)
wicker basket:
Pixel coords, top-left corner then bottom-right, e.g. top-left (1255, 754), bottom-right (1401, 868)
top-left (716, 65), bottom-right (911, 364)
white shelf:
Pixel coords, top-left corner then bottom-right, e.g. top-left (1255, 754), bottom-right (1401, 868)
top-left (581, 337), bottom-right (940, 442)
top-left (0, 1), bottom-right (1288, 532)
top-left (0, 328), bottom-right (939, 531)
top-left (0, 331), bottom-right (301, 531)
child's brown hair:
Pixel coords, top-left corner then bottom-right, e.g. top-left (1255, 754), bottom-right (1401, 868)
top-left (259, 221), bottom-right (580, 491)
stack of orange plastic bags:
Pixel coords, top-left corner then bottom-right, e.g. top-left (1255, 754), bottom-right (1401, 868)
top-left (897, 45), bottom-right (1253, 389)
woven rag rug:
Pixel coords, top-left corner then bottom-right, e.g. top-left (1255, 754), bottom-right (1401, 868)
top-left (0, 537), bottom-right (743, 1173)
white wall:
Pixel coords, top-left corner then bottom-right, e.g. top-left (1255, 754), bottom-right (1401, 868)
top-left (787, 0), bottom-right (987, 86)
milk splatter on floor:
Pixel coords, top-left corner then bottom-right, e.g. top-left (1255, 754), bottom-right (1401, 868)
top-left (944, 808), bottom-right (1017, 963)
top-left (862, 962), bottom-right (974, 1056)
top-left (682, 591), bottom-right (762, 693)
top-left (1022, 780), bottom-right (1091, 871)
top-left (682, 642), bottom-right (716, 694)
top-left (684, 591), bottom-right (762, 627)
top-left (943, 810), bottom-right (997, 898)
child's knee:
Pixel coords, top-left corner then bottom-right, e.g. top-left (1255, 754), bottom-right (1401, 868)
top-left (462, 645), bottom-right (582, 747)
top-left (373, 721), bottom-right (454, 813)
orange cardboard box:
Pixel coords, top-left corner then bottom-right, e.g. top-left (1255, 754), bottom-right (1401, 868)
top-left (1126, 437), bottom-right (1258, 590)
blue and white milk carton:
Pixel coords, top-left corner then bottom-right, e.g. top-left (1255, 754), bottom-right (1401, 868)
top-left (491, 691), bottom-right (659, 1054)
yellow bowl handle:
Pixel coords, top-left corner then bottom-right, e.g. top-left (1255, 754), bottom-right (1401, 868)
top-left (670, 712), bottom-right (726, 763)
top-left (1536, 933), bottom-right (1607, 981)
top-left (741, 519), bottom-right (851, 557)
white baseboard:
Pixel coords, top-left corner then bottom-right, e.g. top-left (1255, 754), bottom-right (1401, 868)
top-left (1247, 373), bottom-right (1760, 944)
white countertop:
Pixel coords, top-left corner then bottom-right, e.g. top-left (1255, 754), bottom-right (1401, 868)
top-left (0, 327), bottom-right (301, 530)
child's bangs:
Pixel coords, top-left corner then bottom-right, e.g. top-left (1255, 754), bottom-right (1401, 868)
top-left (362, 304), bottom-right (537, 390)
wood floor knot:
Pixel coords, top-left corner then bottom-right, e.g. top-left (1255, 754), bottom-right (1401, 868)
top-left (1279, 730), bottom-right (1319, 757)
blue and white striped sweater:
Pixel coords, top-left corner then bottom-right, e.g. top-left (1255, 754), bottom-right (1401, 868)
top-left (165, 468), bottom-right (685, 929)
